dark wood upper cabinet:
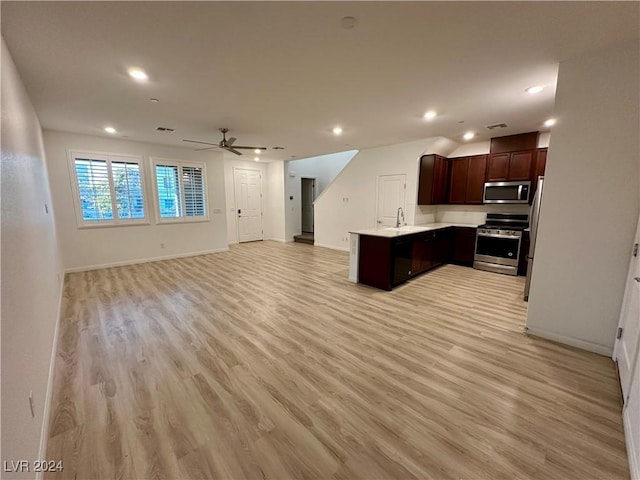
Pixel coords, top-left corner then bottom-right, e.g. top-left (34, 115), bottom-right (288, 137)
top-left (509, 151), bottom-right (534, 180)
top-left (466, 155), bottom-right (488, 204)
top-left (530, 147), bottom-right (548, 199)
top-left (490, 131), bottom-right (539, 154)
top-left (487, 150), bottom-right (534, 181)
top-left (486, 153), bottom-right (510, 181)
top-left (417, 154), bottom-right (449, 205)
top-left (534, 148), bottom-right (547, 180)
top-left (448, 155), bottom-right (487, 204)
top-left (448, 157), bottom-right (469, 204)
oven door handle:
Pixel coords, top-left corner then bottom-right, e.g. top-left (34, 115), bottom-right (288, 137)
top-left (477, 232), bottom-right (521, 240)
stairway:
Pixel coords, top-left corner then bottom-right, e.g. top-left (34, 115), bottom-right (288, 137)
top-left (293, 233), bottom-right (314, 245)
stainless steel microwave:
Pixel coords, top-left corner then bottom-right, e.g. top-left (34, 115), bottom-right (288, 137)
top-left (483, 181), bottom-right (531, 204)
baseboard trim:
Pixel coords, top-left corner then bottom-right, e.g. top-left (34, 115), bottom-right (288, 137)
top-left (314, 242), bottom-right (349, 253)
top-left (624, 406), bottom-right (640, 480)
top-left (524, 326), bottom-right (613, 356)
top-left (265, 237), bottom-right (287, 243)
top-left (37, 273), bottom-right (65, 479)
top-left (64, 248), bottom-right (229, 273)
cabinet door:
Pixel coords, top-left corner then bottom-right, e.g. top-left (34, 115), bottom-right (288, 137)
top-left (412, 236), bottom-right (425, 274)
top-left (509, 150), bottom-right (534, 180)
top-left (433, 229), bottom-right (453, 266)
top-left (358, 235), bottom-right (392, 290)
top-left (465, 155), bottom-right (487, 204)
top-left (452, 227), bottom-right (477, 266)
top-left (422, 236), bottom-right (437, 271)
top-left (487, 153), bottom-right (510, 181)
top-left (418, 155), bottom-right (449, 205)
top-left (534, 148), bottom-right (547, 179)
top-left (417, 155), bottom-right (435, 205)
top-left (432, 156), bottom-right (449, 204)
top-left (448, 158), bottom-right (468, 204)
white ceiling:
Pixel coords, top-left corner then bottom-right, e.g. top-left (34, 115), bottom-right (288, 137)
top-left (2, 2), bottom-right (638, 161)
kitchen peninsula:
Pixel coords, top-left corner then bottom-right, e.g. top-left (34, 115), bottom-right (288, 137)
top-left (348, 223), bottom-right (480, 290)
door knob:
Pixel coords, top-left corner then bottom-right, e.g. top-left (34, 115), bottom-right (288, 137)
top-left (634, 277), bottom-right (640, 283)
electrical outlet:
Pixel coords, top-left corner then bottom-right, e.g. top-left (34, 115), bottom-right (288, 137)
top-left (160, 243), bottom-right (165, 249)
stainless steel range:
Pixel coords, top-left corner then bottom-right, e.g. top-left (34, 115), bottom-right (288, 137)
top-left (474, 213), bottom-right (528, 276)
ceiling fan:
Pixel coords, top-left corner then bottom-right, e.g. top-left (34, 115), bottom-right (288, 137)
top-left (183, 128), bottom-right (267, 156)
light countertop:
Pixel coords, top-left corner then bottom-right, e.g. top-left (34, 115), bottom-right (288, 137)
top-left (349, 222), bottom-right (481, 238)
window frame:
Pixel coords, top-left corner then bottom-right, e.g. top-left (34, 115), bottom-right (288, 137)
top-left (151, 157), bottom-right (210, 224)
top-left (68, 149), bottom-right (150, 229)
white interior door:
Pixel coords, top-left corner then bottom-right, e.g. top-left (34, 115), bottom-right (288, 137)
top-left (623, 368), bottom-right (640, 480)
top-left (234, 168), bottom-right (263, 243)
top-left (301, 178), bottom-right (315, 233)
top-left (614, 214), bottom-right (640, 402)
top-left (376, 174), bottom-right (406, 227)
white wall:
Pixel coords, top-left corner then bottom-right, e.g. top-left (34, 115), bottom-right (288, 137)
top-left (284, 150), bottom-right (356, 240)
top-left (314, 136), bottom-right (458, 250)
top-left (527, 41), bottom-right (640, 355)
top-left (265, 161), bottom-right (286, 242)
top-left (43, 131), bottom-right (228, 271)
top-left (224, 157), bottom-right (269, 244)
top-left (1, 38), bottom-right (63, 478)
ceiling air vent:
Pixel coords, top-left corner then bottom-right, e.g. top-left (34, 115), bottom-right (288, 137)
top-left (485, 123), bottom-right (508, 130)
top-left (156, 127), bottom-right (175, 132)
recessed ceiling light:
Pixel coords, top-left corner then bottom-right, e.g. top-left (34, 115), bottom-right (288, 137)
top-left (254, 157), bottom-right (260, 162)
top-left (423, 110), bottom-right (437, 120)
top-left (104, 126), bottom-right (116, 134)
top-left (333, 126), bottom-right (343, 135)
top-left (128, 68), bottom-right (148, 81)
top-left (150, 98), bottom-right (160, 103)
top-left (463, 131), bottom-right (475, 141)
top-left (544, 118), bottom-right (556, 127)
top-left (526, 85), bottom-right (544, 94)
top-left (254, 149), bottom-right (262, 154)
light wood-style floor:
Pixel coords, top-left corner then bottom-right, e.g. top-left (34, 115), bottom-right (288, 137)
top-left (46, 241), bottom-right (628, 479)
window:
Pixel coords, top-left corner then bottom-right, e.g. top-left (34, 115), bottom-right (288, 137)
top-left (152, 159), bottom-right (208, 222)
top-left (70, 151), bottom-right (147, 227)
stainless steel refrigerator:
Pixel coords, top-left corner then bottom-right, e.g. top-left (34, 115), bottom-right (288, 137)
top-left (524, 176), bottom-right (544, 301)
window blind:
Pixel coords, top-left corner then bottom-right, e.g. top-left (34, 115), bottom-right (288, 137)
top-left (155, 165), bottom-right (182, 217)
top-left (182, 166), bottom-right (206, 217)
top-left (74, 158), bottom-right (114, 220)
top-left (72, 153), bottom-right (146, 226)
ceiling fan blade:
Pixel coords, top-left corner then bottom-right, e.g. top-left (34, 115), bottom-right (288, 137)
top-left (227, 137), bottom-right (237, 146)
top-left (183, 139), bottom-right (219, 146)
top-left (231, 145), bottom-right (268, 150)
top-left (223, 146), bottom-right (243, 156)
top-left (194, 146), bottom-right (218, 151)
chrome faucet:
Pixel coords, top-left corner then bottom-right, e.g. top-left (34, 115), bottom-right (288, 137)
top-left (395, 207), bottom-right (405, 228)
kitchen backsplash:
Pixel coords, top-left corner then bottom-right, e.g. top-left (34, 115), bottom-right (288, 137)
top-left (416, 204), bottom-right (529, 226)
top-left (414, 205), bottom-right (437, 225)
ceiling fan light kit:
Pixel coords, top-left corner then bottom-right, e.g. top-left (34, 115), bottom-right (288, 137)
top-left (183, 128), bottom-right (267, 156)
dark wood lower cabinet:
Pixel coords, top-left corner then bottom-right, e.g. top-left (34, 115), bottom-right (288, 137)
top-left (358, 235), bottom-right (393, 290)
top-left (451, 227), bottom-right (477, 266)
top-left (359, 227), bottom-right (471, 290)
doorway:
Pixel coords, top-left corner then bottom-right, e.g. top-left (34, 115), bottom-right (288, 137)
top-left (233, 168), bottom-right (263, 243)
top-left (301, 177), bottom-right (316, 233)
top-left (376, 174), bottom-right (406, 227)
